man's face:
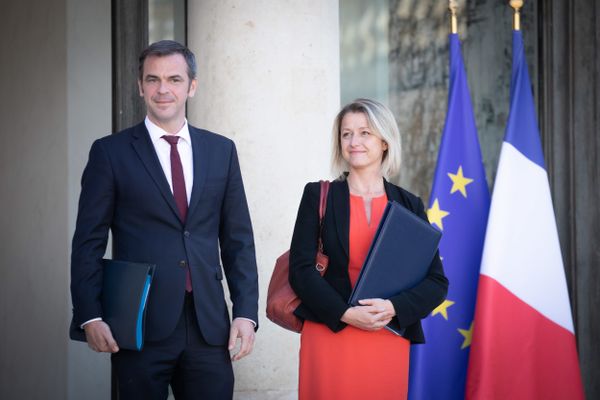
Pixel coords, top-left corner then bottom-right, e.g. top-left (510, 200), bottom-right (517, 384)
top-left (138, 53), bottom-right (197, 132)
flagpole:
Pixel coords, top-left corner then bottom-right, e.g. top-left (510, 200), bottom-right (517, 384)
top-left (449, 0), bottom-right (458, 34)
top-left (510, 0), bottom-right (523, 31)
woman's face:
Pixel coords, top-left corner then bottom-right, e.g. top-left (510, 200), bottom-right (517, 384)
top-left (340, 112), bottom-right (388, 173)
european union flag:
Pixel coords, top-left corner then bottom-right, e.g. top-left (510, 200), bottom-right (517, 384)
top-left (408, 33), bottom-right (490, 400)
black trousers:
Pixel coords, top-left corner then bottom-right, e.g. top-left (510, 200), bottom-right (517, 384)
top-left (111, 293), bottom-right (234, 400)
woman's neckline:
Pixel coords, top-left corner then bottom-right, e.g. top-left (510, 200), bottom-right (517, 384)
top-left (349, 192), bottom-right (387, 199)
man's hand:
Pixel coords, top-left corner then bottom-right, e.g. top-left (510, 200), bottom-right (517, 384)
top-left (340, 298), bottom-right (396, 331)
top-left (83, 320), bottom-right (119, 353)
top-left (228, 318), bottom-right (255, 361)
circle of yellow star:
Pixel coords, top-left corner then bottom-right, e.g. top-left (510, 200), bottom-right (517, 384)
top-left (458, 322), bottom-right (474, 350)
top-left (431, 299), bottom-right (455, 320)
top-left (427, 198), bottom-right (450, 230)
top-left (448, 166), bottom-right (474, 198)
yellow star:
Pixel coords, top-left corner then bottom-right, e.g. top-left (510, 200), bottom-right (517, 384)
top-left (458, 322), bottom-right (474, 350)
top-left (448, 166), bottom-right (474, 198)
top-left (427, 199), bottom-right (450, 230)
top-left (431, 299), bottom-right (455, 320)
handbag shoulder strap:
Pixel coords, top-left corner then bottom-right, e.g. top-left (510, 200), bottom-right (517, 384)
top-left (318, 180), bottom-right (330, 220)
top-left (317, 180), bottom-right (330, 252)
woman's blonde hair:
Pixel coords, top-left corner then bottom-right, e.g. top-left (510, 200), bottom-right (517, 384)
top-left (331, 98), bottom-right (402, 179)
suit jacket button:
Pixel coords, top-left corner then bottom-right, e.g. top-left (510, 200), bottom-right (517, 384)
top-left (179, 260), bottom-right (187, 268)
top-left (184, 231), bottom-right (190, 237)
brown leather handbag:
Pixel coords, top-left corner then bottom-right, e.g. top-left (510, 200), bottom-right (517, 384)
top-left (266, 180), bottom-right (330, 333)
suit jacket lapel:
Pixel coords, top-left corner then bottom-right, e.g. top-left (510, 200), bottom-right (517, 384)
top-left (384, 179), bottom-right (401, 203)
top-left (187, 127), bottom-right (208, 220)
top-left (130, 122), bottom-right (182, 222)
top-left (384, 178), bottom-right (413, 209)
top-left (331, 180), bottom-right (350, 259)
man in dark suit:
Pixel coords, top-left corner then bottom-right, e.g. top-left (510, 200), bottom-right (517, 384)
top-left (70, 40), bottom-right (259, 399)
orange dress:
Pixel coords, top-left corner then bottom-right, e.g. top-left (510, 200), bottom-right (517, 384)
top-left (299, 194), bottom-right (410, 400)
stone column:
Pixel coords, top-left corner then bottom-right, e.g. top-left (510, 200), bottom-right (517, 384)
top-left (67, 0), bottom-right (112, 399)
top-left (0, 1), bottom-right (68, 398)
top-left (187, 1), bottom-right (340, 398)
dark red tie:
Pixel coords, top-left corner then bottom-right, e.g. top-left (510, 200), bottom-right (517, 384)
top-left (162, 135), bottom-right (192, 292)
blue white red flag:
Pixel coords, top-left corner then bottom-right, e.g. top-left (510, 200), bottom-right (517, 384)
top-left (466, 30), bottom-right (584, 400)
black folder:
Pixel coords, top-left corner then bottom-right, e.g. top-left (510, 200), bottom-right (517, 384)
top-left (349, 201), bottom-right (442, 336)
top-left (70, 259), bottom-right (155, 351)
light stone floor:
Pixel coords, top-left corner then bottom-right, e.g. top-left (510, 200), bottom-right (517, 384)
top-left (234, 390), bottom-right (296, 399)
top-left (167, 389), bottom-right (296, 399)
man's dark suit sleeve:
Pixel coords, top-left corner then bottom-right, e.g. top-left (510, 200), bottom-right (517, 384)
top-left (70, 139), bottom-right (115, 327)
top-left (218, 142), bottom-right (259, 326)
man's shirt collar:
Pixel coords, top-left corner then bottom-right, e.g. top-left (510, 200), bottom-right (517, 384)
top-left (144, 117), bottom-right (191, 144)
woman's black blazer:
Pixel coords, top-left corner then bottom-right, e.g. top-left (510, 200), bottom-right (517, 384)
top-left (289, 179), bottom-right (448, 344)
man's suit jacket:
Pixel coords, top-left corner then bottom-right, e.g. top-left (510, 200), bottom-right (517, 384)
top-left (70, 122), bottom-right (259, 346)
top-left (289, 179), bottom-right (448, 344)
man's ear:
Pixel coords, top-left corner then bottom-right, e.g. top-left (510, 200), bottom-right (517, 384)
top-left (187, 79), bottom-right (198, 98)
top-left (138, 80), bottom-right (144, 97)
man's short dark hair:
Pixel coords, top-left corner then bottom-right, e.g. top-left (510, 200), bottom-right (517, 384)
top-left (138, 40), bottom-right (197, 81)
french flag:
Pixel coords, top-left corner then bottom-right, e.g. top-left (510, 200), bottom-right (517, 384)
top-left (465, 31), bottom-right (585, 399)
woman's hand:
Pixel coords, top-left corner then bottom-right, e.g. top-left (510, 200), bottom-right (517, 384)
top-left (341, 298), bottom-right (396, 331)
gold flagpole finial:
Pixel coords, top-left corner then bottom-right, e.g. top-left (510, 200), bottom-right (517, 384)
top-left (449, 0), bottom-right (458, 34)
top-left (510, 0), bottom-right (524, 31)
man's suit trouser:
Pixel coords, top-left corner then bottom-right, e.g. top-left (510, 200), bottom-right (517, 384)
top-left (111, 293), bottom-right (234, 400)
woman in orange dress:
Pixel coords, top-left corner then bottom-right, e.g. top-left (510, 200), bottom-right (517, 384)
top-left (289, 98), bottom-right (448, 400)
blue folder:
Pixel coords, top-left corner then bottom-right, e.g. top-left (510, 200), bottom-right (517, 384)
top-left (70, 259), bottom-right (155, 351)
top-left (349, 201), bottom-right (442, 336)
